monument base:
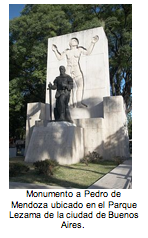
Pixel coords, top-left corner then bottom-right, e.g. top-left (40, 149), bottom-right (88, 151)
top-left (25, 122), bottom-right (84, 165)
top-left (74, 96), bottom-right (130, 160)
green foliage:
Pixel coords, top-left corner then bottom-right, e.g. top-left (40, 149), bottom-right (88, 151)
top-left (33, 159), bottom-right (59, 176)
top-left (9, 4), bottom-right (132, 138)
top-left (9, 163), bottom-right (29, 177)
top-left (127, 112), bottom-right (132, 139)
top-left (82, 151), bottom-right (103, 165)
top-left (9, 4), bottom-right (72, 138)
top-left (113, 156), bottom-right (126, 165)
top-left (104, 4), bottom-right (132, 113)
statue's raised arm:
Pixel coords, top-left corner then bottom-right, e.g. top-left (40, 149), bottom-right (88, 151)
top-left (81, 35), bottom-right (99, 55)
top-left (52, 44), bottom-right (66, 60)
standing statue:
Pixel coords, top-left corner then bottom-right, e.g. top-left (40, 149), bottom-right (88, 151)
top-left (48, 66), bottom-right (73, 123)
top-left (52, 36), bottom-right (99, 107)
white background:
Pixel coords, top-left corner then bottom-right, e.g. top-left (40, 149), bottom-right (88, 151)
top-left (1, 1), bottom-right (148, 237)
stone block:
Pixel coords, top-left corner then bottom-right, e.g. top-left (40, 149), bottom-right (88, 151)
top-left (103, 96), bottom-right (124, 114)
top-left (25, 102), bottom-right (46, 154)
top-left (74, 118), bottom-right (105, 156)
top-left (73, 96), bottom-right (130, 160)
top-left (103, 96), bottom-right (130, 159)
top-left (25, 122), bottom-right (84, 165)
top-left (45, 27), bottom-right (110, 120)
top-left (70, 102), bottom-right (103, 119)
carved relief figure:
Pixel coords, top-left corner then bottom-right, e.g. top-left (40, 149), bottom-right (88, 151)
top-left (52, 35), bottom-right (99, 107)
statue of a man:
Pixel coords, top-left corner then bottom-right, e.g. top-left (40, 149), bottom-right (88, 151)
top-left (52, 36), bottom-right (99, 107)
top-left (48, 66), bottom-right (73, 123)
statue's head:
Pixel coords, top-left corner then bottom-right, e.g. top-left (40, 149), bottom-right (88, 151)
top-left (69, 38), bottom-right (79, 48)
top-left (59, 65), bottom-right (66, 75)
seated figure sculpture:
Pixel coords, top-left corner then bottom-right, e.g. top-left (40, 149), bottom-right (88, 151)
top-left (48, 66), bottom-right (73, 123)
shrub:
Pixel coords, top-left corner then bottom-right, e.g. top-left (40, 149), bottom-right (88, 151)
top-left (81, 151), bottom-right (103, 165)
top-left (33, 159), bottom-right (59, 176)
top-left (9, 163), bottom-right (29, 177)
top-left (113, 156), bottom-right (125, 165)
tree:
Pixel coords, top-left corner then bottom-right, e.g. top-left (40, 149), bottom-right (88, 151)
top-left (101, 4), bottom-right (132, 114)
top-left (127, 112), bottom-right (132, 139)
top-left (9, 4), bottom-right (132, 138)
top-left (9, 4), bottom-right (72, 138)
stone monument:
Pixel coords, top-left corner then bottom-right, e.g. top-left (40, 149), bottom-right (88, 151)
top-left (25, 27), bottom-right (129, 164)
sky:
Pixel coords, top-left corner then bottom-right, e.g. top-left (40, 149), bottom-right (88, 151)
top-left (9, 4), bottom-right (25, 20)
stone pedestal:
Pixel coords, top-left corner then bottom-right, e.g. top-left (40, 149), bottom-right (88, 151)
top-left (25, 122), bottom-right (84, 165)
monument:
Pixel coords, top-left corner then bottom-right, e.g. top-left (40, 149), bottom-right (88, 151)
top-left (25, 27), bottom-right (129, 164)
top-left (48, 65), bottom-right (73, 123)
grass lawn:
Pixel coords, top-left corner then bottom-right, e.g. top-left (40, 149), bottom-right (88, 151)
top-left (9, 157), bottom-right (119, 188)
